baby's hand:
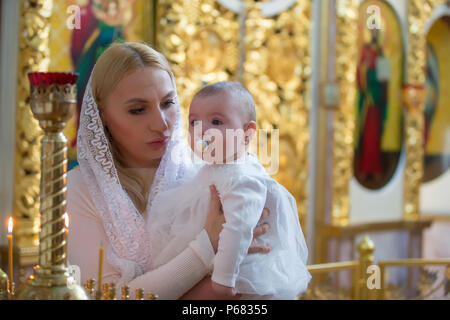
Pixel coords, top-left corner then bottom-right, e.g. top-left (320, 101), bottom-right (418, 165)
top-left (211, 281), bottom-right (238, 298)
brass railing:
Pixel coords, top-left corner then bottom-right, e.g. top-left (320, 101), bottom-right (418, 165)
top-left (378, 259), bottom-right (450, 300)
top-left (301, 235), bottom-right (450, 300)
top-left (299, 235), bottom-right (374, 300)
top-left (303, 261), bottom-right (360, 299)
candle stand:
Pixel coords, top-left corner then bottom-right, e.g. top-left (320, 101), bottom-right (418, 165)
top-left (13, 72), bottom-right (88, 300)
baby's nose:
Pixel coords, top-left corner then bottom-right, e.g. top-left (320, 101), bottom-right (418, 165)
top-left (202, 124), bottom-right (214, 136)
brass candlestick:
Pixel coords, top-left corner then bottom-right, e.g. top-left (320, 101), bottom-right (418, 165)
top-left (84, 279), bottom-right (96, 299)
top-left (109, 283), bottom-right (116, 300)
top-left (146, 293), bottom-right (159, 300)
top-left (14, 72), bottom-right (89, 300)
top-left (135, 288), bottom-right (145, 300)
top-left (121, 285), bottom-right (130, 300)
top-left (0, 268), bottom-right (8, 300)
top-left (101, 283), bottom-right (110, 300)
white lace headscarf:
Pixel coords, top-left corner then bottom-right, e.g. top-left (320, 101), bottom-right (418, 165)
top-left (77, 67), bottom-right (194, 286)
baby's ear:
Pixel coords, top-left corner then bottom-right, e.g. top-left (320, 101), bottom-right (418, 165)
top-left (245, 121), bottom-right (257, 132)
top-left (244, 121), bottom-right (257, 145)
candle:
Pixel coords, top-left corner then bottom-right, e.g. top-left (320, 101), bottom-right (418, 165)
top-left (64, 213), bottom-right (69, 266)
top-left (7, 217), bottom-right (13, 293)
top-left (97, 244), bottom-right (104, 292)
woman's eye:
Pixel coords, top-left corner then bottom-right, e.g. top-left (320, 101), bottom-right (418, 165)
top-left (162, 99), bottom-right (175, 108)
top-left (129, 107), bottom-right (144, 115)
top-left (212, 119), bottom-right (223, 125)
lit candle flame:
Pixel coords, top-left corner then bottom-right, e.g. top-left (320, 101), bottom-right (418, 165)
top-left (64, 213), bottom-right (69, 229)
top-left (8, 217), bottom-right (13, 234)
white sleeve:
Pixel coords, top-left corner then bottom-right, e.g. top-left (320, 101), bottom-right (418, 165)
top-left (127, 229), bottom-right (215, 299)
top-left (67, 169), bottom-right (120, 285)
top-left (211, 175), bottom-right (267, 287)
top-left (67, 169), bottom-right (215, 300)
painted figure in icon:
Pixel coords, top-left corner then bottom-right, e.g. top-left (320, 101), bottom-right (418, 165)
top-left (424, 44), bottom-right (439, 147)
top-left (355, 28), bottom-right (389, 183)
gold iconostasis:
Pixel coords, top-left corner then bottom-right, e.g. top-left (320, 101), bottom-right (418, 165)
top-left (0, 0), bottom-right (450, 299)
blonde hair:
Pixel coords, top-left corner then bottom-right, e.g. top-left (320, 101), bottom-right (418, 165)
top-left (90, 41), bottom-right (174, 214)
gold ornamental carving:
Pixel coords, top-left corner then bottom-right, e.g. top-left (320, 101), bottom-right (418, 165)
top-left (243, 0), bottom-right (312, 231)
top-left (403, 0), bottom-right (446, 220)
top-left (331, 0), bottom-right (359, 226)
top-left (406, 0), bottom-right (447, 85)
top-left (402, 85), bottom-right (426, 220)
top-left (13, 0), bottom-right (53, 269)
top-left (156, 0), bottom-right (240, 119)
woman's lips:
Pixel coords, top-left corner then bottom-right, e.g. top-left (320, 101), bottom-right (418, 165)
top-left (146, 137), bottom-right (169, 149)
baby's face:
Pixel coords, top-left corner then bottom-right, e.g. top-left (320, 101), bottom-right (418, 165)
top-left (188, 92), bottom-right (252, 164)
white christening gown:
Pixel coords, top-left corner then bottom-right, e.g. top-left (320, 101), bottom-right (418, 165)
top-left (148, 152), bottom-right (311, 299)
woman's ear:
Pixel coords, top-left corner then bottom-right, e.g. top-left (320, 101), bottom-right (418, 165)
top-left (99, 109), bottom-right (111, 137)
top-left (243, 121), bottom-right (257, 146)
top-left (99, 108), bottom-right (107, 126)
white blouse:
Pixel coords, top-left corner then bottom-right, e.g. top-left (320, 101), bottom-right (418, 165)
top-left (66, 167), bottom-right (216, 299)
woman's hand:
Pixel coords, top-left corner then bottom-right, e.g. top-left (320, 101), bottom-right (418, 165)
top-left (204, 185), bottom-right (225, 253)
top-left (189, 196), bottom-right (271, 300)
top-left (179, 276), bottom-right (242, 300)
top-left (248, 207), bottom-right (272, 254)
top-left (204, 185), bottom-right (271, 254)
top-left (211, 281), bottom-right (238, 298)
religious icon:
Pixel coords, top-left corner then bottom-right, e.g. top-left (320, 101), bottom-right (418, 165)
top-left (354, 0), bottom-right (404, 190)
top-left (68, 0), bottom-right (136, 169)
top-left (424, 45), bottom-right (439, 150)
top-left (423, 16), bottom-right (450, 182)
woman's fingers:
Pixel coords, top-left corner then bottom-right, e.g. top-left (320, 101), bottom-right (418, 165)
top-left (248, 242), bottom-right (271, 254)
top-left (217, 212), bottom-right (226, 225)
top-left (253, 222), bottom-right (270, 237)
top-left (209, 185), bottom-right (223, 214)
top-left (258, 208), bottom-right (270, 222)
top-left (205, 185), bottom-right (225, 253)
top-left (249, 220), bottom-right (271, 254)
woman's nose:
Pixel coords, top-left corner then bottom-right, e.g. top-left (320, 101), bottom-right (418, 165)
top-left (149, 109), bottom-right (169, 132)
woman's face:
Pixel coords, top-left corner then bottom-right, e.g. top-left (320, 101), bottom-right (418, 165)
top-left (101, 66), bottom-right (178, 168)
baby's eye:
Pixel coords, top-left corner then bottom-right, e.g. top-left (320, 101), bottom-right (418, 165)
top-left (190, 120), bottom-right (201, 126)
top-left (212, 119), bottom-right (223, 125)
top-left (129, 107), bottom-right (145, 115)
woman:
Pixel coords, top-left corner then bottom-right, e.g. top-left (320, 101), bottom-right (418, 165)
top-left (67, 42), bottom-right (271, 299)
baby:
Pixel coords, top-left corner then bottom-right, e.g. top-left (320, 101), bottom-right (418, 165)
top-left (149, 82), bottom-right (311, 299)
